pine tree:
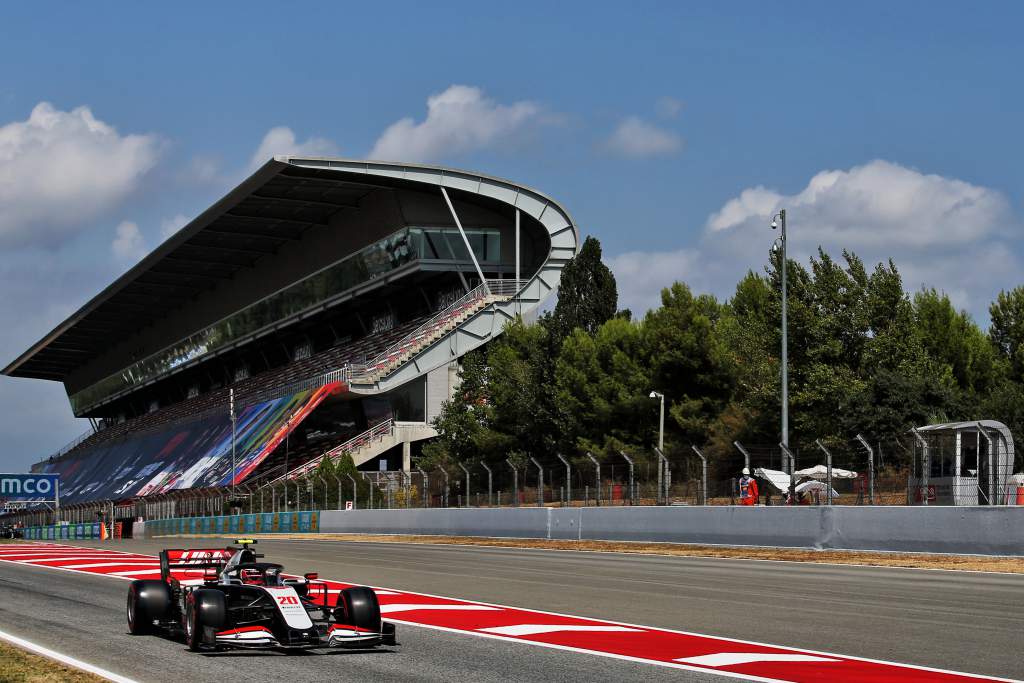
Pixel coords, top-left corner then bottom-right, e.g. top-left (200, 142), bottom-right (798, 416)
top-left (548, 236), bottom-right (618, 341)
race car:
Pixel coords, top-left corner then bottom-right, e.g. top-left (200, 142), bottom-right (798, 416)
top-left (126, 539), bottom-right (397, 651)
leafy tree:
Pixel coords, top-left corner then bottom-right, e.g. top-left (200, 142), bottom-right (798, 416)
top-left (990, 286), bottom-right (1024, 381)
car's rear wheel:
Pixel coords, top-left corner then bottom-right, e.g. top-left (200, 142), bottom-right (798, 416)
top-left (335, 587), bottom-right (381, 632)
top-left (185, 590), bottom-right (226, 651)
top-left (127, 580), bottom-right (172, 635)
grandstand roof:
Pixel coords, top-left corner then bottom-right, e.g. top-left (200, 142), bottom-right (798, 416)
top-left (3, 157), bottom-right (577, 382)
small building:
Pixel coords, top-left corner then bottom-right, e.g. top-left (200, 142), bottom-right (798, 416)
top-left (909, 420), bottom-right (1016, 505)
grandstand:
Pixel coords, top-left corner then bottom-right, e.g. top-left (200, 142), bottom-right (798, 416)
top-left (3, 157), bottom-right (578, 513)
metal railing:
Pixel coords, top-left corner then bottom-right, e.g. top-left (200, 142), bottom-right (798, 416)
top-left (347, 279), bottom-right (524, 384)
top-left (268, 419), bottom-right (396, 484)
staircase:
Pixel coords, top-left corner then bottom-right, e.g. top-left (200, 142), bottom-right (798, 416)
top-left (269, 418), bottom-right (437, 483)
top-left (346, 280), bottom-right (521, 386)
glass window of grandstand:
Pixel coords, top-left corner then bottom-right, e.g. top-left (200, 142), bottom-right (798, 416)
top-left (412, 227), bottom-right (500, 264)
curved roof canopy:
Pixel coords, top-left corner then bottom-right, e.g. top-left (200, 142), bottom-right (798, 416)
top-left (3, 157), bottom-right (576, 382)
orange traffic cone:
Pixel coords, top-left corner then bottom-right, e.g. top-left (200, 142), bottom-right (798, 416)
top-left (99, 521), bottom-right (109, 541)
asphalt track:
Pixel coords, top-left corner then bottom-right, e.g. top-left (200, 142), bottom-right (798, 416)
top-left (1, 538), bottom-right (1021, 682)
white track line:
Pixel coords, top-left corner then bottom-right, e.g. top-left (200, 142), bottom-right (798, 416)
top-left (0, 628), bottom-right (138, 683)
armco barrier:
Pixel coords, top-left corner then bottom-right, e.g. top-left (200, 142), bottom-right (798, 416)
top-left (21, 523), bottom-right (102, 541)
top-left (318, 506), bottom-right (1024, 556)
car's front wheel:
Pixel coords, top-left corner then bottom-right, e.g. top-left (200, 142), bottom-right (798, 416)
top-left (127, 580), bottom-right (172, 635)
top-left (185, 590), bottom-right (226, 651)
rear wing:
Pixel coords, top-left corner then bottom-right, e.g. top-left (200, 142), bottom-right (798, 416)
top-left (159, 548), bottom-right (235, 582)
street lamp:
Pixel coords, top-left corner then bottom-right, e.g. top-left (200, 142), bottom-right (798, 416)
top-left (769, 209), bottom-right (789, 471)
top-left (649, 391), bottom-right (665, 451)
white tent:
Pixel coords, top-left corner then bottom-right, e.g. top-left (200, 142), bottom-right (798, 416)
top-left (794, 464), bottom-right (858, 480)
top-left (796, 480), bottom-right (840, 497)
top-left (753, 468), bottom-right (791, 494)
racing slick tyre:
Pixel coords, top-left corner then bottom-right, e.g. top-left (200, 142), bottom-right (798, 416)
top-left (127, 580), bottom-right (172, 635)
top-left (185, 589), bottom-right (226, 651)
top-left (335, 586), bottom-right (381, 632)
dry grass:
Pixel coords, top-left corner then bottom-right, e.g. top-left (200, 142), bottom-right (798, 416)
top-left (164, 532), bottom-right (1024, 573)
top-left (0, 642), bottom-right (106, 683)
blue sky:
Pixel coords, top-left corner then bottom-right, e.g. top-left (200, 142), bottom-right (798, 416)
top-left (1, 1), bottom-right (1021, 470)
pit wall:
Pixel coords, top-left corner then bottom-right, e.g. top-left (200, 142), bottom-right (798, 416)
top-left (131, 506), bottom-right (1024, 556)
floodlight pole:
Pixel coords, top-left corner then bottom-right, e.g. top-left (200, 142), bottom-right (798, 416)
top-left (815, 439), bottom-right (833, 505)
top-left (770, 209), bottom-right (790, 461)
top-left (779, 442), bottom-right (798, 504)
top-left (654, 447), bottom-right (670, 505)
top-left (855, 434), bottom-right (875, 505)
top-left (649, 391), bottom-right (665, 452)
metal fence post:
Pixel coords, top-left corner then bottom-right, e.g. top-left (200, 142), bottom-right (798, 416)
top-left (733, 441), bottom-right (752, 471)
top-left (586, 452), bottom-right (600, 506)
top-left (618, 451), bottom-right (635, 505)
top-left (417, 468), bottom-right (428, 508)
top-left (440, 468), bottom-right (450, 508)
top-left (345, 473), bottom-right (356, 509)
top-left (815, 439), bottom-right (833, 505)
top-left (911, 428), bottom-right (929, 506)
top-left (690, 445), bottom-right (708, 505)
top-left (556, 454), bottom-right (571, 506)
top-left (977, 423), bottom-right (994, 505)
top-left (855, 434), bottom-right (875, 505)
top-left (506, 459), bottom-right (519, 507)
top-left (529, 457), bottom-right (544, 506)
top-left (458, 463), bottom-right (471, 507)
top-left (480, 462), bottom-right (493, 506)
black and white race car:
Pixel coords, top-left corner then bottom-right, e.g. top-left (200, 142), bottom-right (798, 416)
top-left (126, 539), bottom-right (397, 651)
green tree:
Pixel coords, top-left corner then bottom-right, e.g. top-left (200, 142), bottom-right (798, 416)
top-left (990, 286), bottom-right (1024, 381)
top-left (548, 236), bottom-right (618, 341)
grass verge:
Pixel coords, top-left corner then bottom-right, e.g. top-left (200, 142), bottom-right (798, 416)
top-left (0, 641), bottom-right (106, 683)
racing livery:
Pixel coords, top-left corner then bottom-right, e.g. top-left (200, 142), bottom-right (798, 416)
top-left (126, 540), bottom-right (397, 651)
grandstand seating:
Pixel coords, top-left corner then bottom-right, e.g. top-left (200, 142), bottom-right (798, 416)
top-left (46, 315), bottom-right (429, 464)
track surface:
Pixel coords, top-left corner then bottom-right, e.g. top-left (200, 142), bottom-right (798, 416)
top-left (1, 538), bottom-right (1021, 682)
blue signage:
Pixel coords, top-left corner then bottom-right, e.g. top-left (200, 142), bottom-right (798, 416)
top-left (0, 473), bottom-right (59, 500)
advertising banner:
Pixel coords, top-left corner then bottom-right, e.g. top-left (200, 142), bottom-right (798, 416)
top-left (0, 473), bottom-right (59, 501)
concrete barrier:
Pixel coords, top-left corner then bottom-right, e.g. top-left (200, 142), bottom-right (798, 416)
top-left (142, 506), bottom-right (1024, 555)
top-left (315, 505), bottom-right (1024, 556)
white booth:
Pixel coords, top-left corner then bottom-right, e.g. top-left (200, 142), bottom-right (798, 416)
top-left (909, 420), bottom-right (1016, 505)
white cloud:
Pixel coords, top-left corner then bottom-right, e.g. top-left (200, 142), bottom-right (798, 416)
top-left (111, 220), bottom-right (146, 262)
top-left (605, 117), bottom-right (682, 158)
top-left (608, 160), bottom-right (1019, 321)
top-left (706, 160), bottom-right (1011, 249)
top-left (369, 85), bottom-right (544, 162)
top-left (0, 102), bottom-right (162, 249)
top-left (655, 96), bottom-right (684, 119)
top-left (249, 126), bottom-right (338, 170)
top-left (608, 248), bottom-right (702, 316)
top-left (160, 213), bottom-right (189, 239)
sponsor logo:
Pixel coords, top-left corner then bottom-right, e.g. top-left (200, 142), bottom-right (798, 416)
top-left (0, 474), bottom-right (59, 500)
